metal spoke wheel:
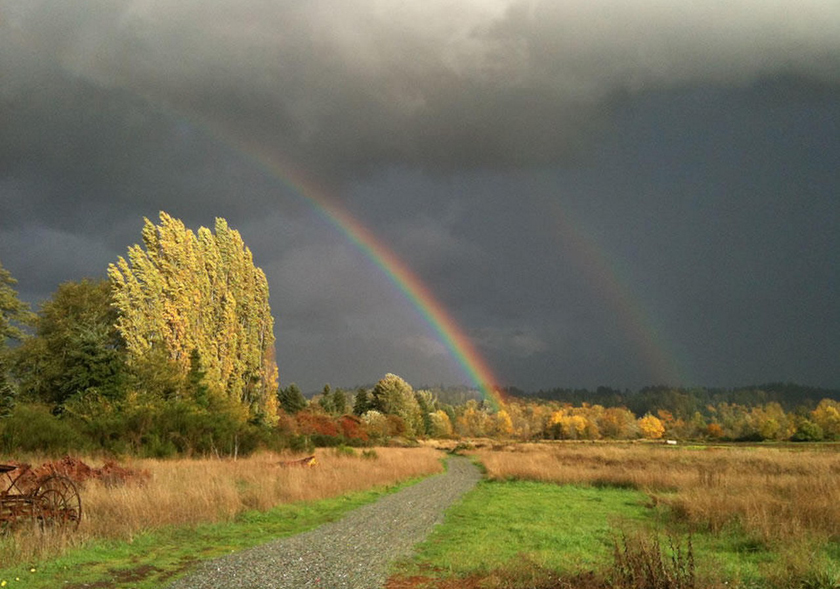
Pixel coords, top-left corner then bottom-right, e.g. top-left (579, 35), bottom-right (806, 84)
top-left (35, 475), bottom-right (82, 530)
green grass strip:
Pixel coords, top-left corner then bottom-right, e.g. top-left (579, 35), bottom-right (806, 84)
top-left (398, 479), bottom-right (653, 578)
top-left (0, 479), bottom-right (421, 589)
top-left (393, 479), bottom-right (792, 586)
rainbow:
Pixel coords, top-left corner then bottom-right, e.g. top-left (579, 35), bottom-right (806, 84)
top-left (545, 196), bottom-right (688, 385)
top-left (280, 172), bottom-right (503, 409)
top-left (88, 95), bottom-right (685, 405)
top-left (213, 136), bottom-right (505, 409)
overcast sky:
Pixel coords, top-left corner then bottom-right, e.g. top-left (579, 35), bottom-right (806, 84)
top-left (2, 0), bottom-right (839, 393)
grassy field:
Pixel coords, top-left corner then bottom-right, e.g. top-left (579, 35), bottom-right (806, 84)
top-left (389, 442), bottom-right (840, 589)
top-left (5, 442), bottom-right (839, 589)
top-left (0, 447), bottom-right (443, 575)
top-left (474, 442), bottom-right (840, 546)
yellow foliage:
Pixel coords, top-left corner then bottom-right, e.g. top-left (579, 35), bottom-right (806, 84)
top-left (812, 399), bottom-right (840, 439)
top-left (108, 212), bottom-right (278, 420)
top-left (638, 414), bottom-right (665, 439)
top-left (492, 409), bottom-right (514, 437)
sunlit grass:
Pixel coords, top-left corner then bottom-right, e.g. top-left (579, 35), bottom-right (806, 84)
top-left (390, 443), bottom-right (840, 588)
top-left (473, 442), bottom-right (840, 546)
top-left (398, 480), bottom-right (652, 577)
top-left (1, 483), bottom-right (426, 589)
top-left (0, 447), bottom-right (443, 569)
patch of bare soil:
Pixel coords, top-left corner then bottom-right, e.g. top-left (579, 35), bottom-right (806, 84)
top-left (63, 565), bottom-right (164, 589)
top-left (386, 570), bottom-right (607, 589)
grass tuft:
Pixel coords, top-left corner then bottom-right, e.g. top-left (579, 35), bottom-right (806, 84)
top-left (610, 530), bottom-right (696, 589)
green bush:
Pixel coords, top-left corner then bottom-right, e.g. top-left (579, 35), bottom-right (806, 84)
top-left (792, 419), bottom-right (824, 442)
top-left (333, 445), bottom-right (357, 457)
top-left (0, 403), bottom-right (91, 455)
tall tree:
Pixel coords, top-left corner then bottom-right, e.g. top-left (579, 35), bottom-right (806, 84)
top-left (108, 212), bottom-right (279, 420)
top-left (353, 388), bottom-right (372, 416)
top-left (331, 388), bottom-right (347, 416)
top-left (14, 279), bottom-right (127, 407)
top-left (0, 259), bottom-right (34, 413)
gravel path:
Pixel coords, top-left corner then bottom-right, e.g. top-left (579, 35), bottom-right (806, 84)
top-left (166, 456), bottom-right (481, 589)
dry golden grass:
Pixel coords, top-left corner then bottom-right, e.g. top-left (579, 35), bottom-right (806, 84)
top-left (1, 447), bottom-right (443, 565)
top-left (473, 442), bottom-right (840, 546)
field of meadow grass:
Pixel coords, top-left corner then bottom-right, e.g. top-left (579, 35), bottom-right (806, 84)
top-left (0, 446), bottom-right (443, 574)
top-left (389, 442), bottom-right (840, 589)
top-left (5, 442), bottom-right (839, 589)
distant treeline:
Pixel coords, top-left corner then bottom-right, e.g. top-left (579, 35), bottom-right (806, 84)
top-left (505, 383), bottom-right (840, 419)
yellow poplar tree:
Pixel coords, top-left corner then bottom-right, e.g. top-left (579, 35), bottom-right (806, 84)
top-left (108, 212), bottom-right (278, 420)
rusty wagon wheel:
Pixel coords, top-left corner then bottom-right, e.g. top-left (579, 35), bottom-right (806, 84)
top-left (35, 475), bottom-right (82, 531)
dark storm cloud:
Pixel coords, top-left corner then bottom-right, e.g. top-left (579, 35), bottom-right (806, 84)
top-left (4, 0), bottom-right (840, 181)
top-left (2, 0), bottom-right (839, 392)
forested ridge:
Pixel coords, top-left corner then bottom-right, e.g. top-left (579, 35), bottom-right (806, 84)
top-left (507, 382), bottom-right (840, 416)
top-left (1, 213), bottom-right (839, 457)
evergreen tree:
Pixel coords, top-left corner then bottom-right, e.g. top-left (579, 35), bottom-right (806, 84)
top-left (353, 388), bottom-right (371, 416)
top-left (278, 383), bottom-right (307, 414)
top-left (318, 384), bottom-right (333, 413)
top-left (108, 212), bottom-right (279, 420)
top-left (331, 388), bottom-right (347, 416)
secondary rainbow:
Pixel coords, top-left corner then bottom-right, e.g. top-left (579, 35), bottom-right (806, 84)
top-left (546, 197), bottom-right (688, 385)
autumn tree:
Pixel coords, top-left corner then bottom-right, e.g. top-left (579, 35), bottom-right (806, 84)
top-left (490, 409), bottom-right (514, 437)
top-left (638, 414), bottom-right (665, 439)
top-left (812, 399), bottom-right (840, 440)
top-left (370, 374), bottom-right (423, 436)
top-left (600, 406), bottom-right (638, 439)
top-left (455, 399), bottom-right (489, 437)
top-left (414, 389), bottom-right (437, 436)
top-left (108, 212), bottom-right (278, 420)
top-left (428, 409), bottom-right (454, 437)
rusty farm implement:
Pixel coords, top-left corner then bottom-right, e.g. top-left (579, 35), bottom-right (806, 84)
top-left (0, 464), bottom-right (81, 532)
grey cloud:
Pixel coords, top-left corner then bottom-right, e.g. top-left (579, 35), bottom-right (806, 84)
top-left (4, 0), bottom-right (839, 181)
top-left (268, 241), bottom-right (397, 333)
top-left (0, 226), bottom-right (116, 297)
top-left (472, 326), bottom-right (549, 358)
top-left (2, 0), bottom-right (839, 393)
